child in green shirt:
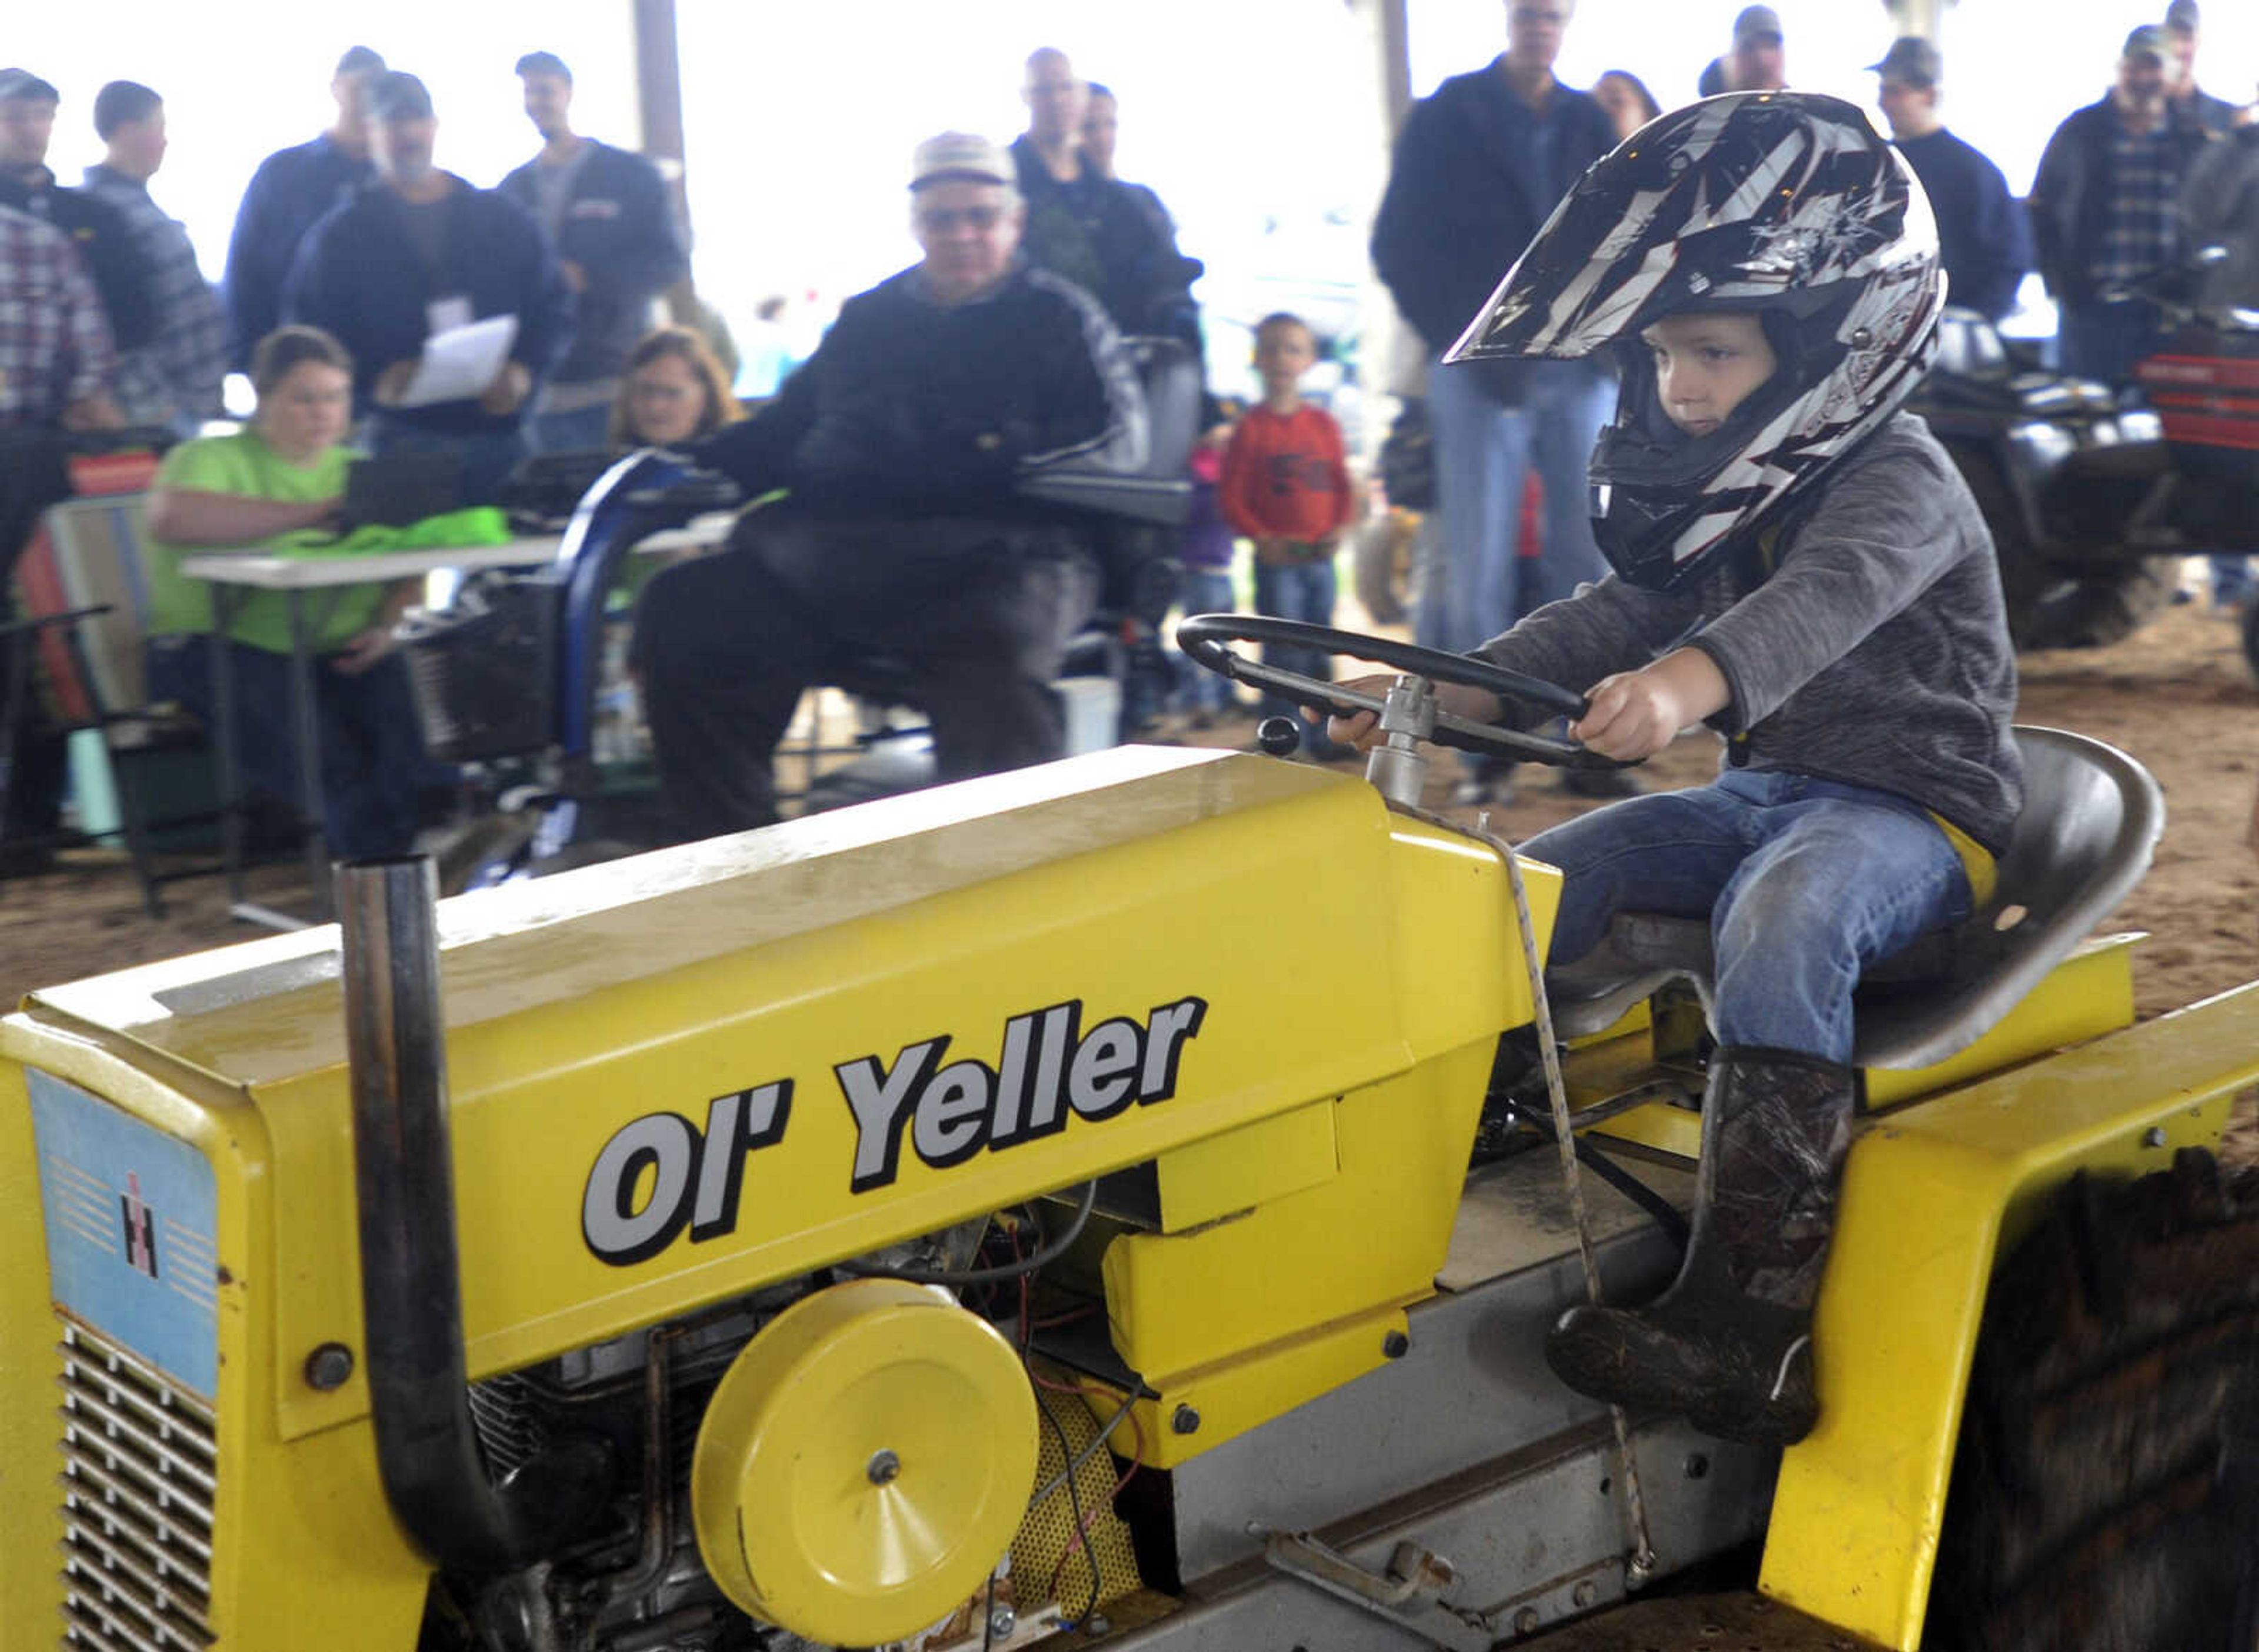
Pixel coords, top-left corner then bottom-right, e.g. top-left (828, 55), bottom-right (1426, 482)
top-left (144, 326), bottom-right (442, 858)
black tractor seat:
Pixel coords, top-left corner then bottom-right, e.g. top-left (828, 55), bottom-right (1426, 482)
top-left (1544, 727), bottom-right (2165, 1071)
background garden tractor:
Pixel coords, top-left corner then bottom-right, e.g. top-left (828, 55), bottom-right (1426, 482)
top-left (3, 620), bottom-right (2257, 1652)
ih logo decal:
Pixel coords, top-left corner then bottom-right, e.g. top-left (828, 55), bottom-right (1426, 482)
top-left (120, 1172), bottom-right (158, 1279)
top-left (581, 995), bottom-right (1208, 1265)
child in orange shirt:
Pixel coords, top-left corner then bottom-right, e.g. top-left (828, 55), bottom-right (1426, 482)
top-left (1220, 312), bottom-right (1357, 755)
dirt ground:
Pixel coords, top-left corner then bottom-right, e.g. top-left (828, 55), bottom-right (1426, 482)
top-left (4, 591), bottom-right (2255, 1027)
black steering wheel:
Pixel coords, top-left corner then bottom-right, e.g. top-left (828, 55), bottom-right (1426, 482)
top-left (1175, 614), bottom-right (1632, 770)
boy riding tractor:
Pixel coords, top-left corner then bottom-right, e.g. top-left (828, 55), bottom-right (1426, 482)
top-left (2, 95), bottom-right (2254, 1652)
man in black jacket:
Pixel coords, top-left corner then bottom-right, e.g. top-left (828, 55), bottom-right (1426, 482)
top-left (1011, 48), bottom-right (1201, 357)
top-left (500, 51), bottom-right (688, 453)
top-left (1370, 0), bottom-right (1623, 804)
top-left (631, 132), bottom-right (1147, 841)
top-left (0, 71), bottom-right (155, 356)
top-left (2031, 26), bottom-right (2214, 386)
top-left (282, 71), bottom-right (571, 501)
top-left (1874, 38), bottom-right (2031, 322)
top-left (2164, 0), bottom-right (2240, 139)
top-left (222, 46), bottom-right (385, 371)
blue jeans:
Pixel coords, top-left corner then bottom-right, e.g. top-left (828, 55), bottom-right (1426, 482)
top-left (1252, 555), bottom-right (1337, 726)
top-left (145, 636), bottom-right (442, 861)
top-left (1418, 358), bottom-right (1613, 657)
top-left (2064, 301), bottom-right (2258, 607)
top-left (1523, 770), bottom-right (1976, 1063)
top-left (1174, 567), bottom-right (1238, 712)
top-left (364, 416), bottom-right (532, 507)
top-left (2056, 298), bottom-right (2163, 387)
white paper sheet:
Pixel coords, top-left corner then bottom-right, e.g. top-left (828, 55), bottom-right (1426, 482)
top-left (395, 314), bottom-right (520, 409)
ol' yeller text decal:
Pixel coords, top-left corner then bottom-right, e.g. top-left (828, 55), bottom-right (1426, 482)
top-left (581, 995), bottom-right (1207, 1265)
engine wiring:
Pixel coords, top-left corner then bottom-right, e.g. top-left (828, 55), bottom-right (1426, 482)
top-left (837, 1180), bottom-right (1099, 1287)
top-left (1017, 1270), bottom-right (1098, 1628)
top-left (1029, 1358), bottom-right (1144, 1620)
top-left (1025, 1382), bottom-right (1139, 1510)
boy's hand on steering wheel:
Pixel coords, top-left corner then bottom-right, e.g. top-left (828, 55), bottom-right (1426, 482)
top-left (1320, 673), bottom-right (1505, 751)
top-left (1572, 649), bottom-right (1731, 761)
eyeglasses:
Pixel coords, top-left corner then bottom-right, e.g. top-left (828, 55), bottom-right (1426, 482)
top-left (917, 205), bottom-right (1005, 234)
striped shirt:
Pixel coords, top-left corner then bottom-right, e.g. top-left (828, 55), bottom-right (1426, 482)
top-left (0, 204), bottom-right (116, 425)
top-left (81, 165), bottom-right (227, 430)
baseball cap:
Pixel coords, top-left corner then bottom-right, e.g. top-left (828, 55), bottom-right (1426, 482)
top-left (909, 131), bottom-right (1013, 191)
top-left (1870, 36), bottom-right (1943, 87)
top-left (2164, 0), bottom-right (2200, 33)
top-left (1733, 5), bottom-right (1784, 46)
top-left (0, 69), bottom-right (62, 105)
top-left (335, 46), bottom-right (387, 79)
top-left (368, 71), bottom-right (435, 122)
top-left (2122, 24), bottom-right (2174, 62)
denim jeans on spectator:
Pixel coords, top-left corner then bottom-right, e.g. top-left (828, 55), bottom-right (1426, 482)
top-left (2060, 301), bottom-right (2249, 604)
top-left (1252, 555), bottom-right (1337, 726)
top-left (1521, 768), bottom-right (1975, 1063)
top-left (1174, 568), bottom-right (1238, 713)
top-left (2057, 298), bottom-right (2163, 386)
top-left (1421, 359), bottom-right (1613, 778)
top-left (1418, 358), bottom-right (1613, 656)
top-left (530, 402), bottom-right (615, 456)
top-left (364, 415), bottom-right (532, 507)
top-left (145, 635), bottom-right (437, 861)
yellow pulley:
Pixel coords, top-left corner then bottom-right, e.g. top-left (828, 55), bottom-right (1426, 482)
top-left (690, 1277), bottom-right (1040, 1646)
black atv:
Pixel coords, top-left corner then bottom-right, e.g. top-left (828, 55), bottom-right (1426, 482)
top-left (1911, 308), bottom-right (2177, 650)
top-left (1913, 248), bottom-right (2259, 657)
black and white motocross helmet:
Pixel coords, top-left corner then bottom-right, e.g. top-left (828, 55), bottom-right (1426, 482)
top-left (1447, 92), bottom-right (1944, 593)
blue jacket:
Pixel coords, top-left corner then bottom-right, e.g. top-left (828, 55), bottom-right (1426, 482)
top-left (222, 134), bottom-right (374, 369)
top-left (1894, 128), bottom-right (2032, 322)
top-left (1372, 62), bottom-right (1618, 354)
top-left (281, 175), bottom-right (572, 435)
top-left (497, 139), bottom-right (686, 385)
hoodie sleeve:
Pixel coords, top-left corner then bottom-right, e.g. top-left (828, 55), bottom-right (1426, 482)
top-left (1471, 575), bottom-right (1701, 704)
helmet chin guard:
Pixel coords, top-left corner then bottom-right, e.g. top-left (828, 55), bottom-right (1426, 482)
top-left (1445, 92), bottom-right (1944, 593)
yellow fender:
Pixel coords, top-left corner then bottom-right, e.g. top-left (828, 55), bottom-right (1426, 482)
top-left (1760, 982), bottom-right (2259, 1648)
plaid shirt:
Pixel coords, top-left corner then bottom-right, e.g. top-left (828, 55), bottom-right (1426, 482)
top-left (2093, 121), bottom-right (2182, 288)
top-left (0, 202), bottom-right (116, 425)
top-left (81, 165), bottom-right (226, 429)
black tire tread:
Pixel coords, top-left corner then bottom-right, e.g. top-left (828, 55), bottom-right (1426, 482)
top-left (1948, 448), bottom-right (2173, 651)
top-left (1925, 1150), bottom-right (2259, 1651)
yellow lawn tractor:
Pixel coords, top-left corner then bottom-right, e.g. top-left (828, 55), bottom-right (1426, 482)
top-left (3, 619), bottom-right (2256, 1652)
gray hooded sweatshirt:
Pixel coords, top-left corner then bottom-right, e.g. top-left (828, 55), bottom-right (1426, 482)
top-left (1474, 412), bottom-right (2024, 852)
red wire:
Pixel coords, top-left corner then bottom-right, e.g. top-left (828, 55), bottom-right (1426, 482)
top-left (998, 1212), bottom-right (1152, 1616)
top-left (1048, 1453), bottom-right (1142, 1606)
top-left (1031, 1364), bottom-right (1147, 1609)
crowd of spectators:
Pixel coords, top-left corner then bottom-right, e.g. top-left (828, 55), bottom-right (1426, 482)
top-left (2, 11), bottom-right (2257, 861)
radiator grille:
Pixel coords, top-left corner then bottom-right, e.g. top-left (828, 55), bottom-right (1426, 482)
top-left (55, 1320), bottom-right (218, 1651)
